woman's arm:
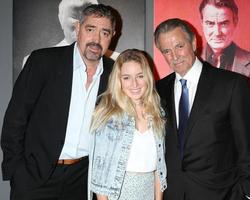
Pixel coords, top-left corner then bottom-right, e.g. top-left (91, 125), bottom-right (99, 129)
top-left (155, 171), bottom-right (163, 200)
top-left (97, 194), bottom-right (108, 200)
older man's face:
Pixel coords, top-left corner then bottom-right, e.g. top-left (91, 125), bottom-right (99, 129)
top-left (157, 27), bottom-right (196, 77)
top-left (201, 5), bottom-right (237, 54)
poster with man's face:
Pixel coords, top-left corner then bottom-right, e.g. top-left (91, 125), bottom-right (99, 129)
top-left (154, 0), bottom-right (250, 79)
top-left (13, 0), bottom-right (146, 82)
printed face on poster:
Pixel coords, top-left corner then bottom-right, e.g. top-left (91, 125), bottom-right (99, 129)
top-left (154, 0), bottom-right (250, 79)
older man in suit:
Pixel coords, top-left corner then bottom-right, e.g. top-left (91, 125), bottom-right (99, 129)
top-left (199, 0), bottom-right (250, 77)
top-left (155, 18), bottom-right (250, 200)
top-left (1, 4), bottom-right (116, 200)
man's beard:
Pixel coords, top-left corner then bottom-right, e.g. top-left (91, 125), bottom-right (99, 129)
top-left (84, 42), bottom-right (103, 61)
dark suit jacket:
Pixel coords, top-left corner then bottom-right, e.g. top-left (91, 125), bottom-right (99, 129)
top-left (202, 43), bottom-right (250, 78)
top-left (231, 45), bottom-right (250, 77)
top-left (1, 43), bottom-right (114, 188)
top-left (157, 62), bottom-right (250, 200)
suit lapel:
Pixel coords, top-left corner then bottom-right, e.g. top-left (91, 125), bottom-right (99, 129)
top-left (162, 74), bottom-right (183, 163)
top-left (233, 45), bottom-right (250, 68)
top-left (55, 44), bottom-right (74, 134)
top-left (166, 76), bottom-right (178, 134)
top-left (97, 56), bottom-right (113, 96)
top-left (184, 63), bottom-right (214, 143)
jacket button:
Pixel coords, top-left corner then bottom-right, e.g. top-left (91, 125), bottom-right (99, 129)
top-left (159, 158), bottom-right (161, 162)
top-left (160, 172), bottom-right (163, 175)
top-left (158, 144), bottom-right (161, 147)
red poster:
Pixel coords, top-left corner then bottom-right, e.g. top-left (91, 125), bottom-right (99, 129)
top-left (154, 0), bottom-right (250, 79)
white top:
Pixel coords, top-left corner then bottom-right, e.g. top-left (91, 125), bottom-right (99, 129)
top-left (126, 128), bottom-right (157, 172)
top-left (59, 43), bottom-right (103, 159)
top-left (174, 57), bottom-right (203, 128)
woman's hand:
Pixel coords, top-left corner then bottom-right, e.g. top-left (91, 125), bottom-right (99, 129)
top-left (155, 171), bottom-right (163, 200)
top-left (97, 194), bottom-right (108, 200)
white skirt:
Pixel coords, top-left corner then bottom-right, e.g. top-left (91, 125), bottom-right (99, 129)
top-left (115, 171), bottom-right (154, 200)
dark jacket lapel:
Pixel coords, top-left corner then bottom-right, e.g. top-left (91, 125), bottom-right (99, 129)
top-left (184, 63), bottom-right (214, 142)
top-left (166, 74), bottom-right (178, 134)
top-left (52, 44), bottom-right (74, 138)
top-left (157, 73), bottom-right (179, 149)
top-left (97, 56), bottom-right (114, 96)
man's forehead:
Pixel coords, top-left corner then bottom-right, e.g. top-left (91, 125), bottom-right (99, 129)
top-left (80, 16), bottom-right (113, 33)
top-left (203, 5), bottom-right (234, 20)
top-left (83, 15), bottom-right (112, 25)
top-left (159, 28), bottom-right (189, 41)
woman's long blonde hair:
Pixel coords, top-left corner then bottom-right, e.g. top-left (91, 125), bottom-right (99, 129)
top-left (91, 49), bottom-right (165, 136)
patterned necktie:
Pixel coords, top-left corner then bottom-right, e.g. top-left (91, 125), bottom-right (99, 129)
top-left (178, 79), bottom-right (189, 159)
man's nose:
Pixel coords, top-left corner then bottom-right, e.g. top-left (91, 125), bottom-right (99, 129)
top-left (93, 31), bottom-right (101, 43)
top-left (213, 24), bottom-right (222, 35)
top-left (171, 50), bottom-right (178, 60)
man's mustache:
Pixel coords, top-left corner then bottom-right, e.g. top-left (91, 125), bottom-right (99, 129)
top-left (86, 42), bottom-right (103, 51)
top-left (172, 59), bottom-right (184, 65)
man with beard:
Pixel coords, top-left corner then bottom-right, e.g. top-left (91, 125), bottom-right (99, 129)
top-left (57, 0), bottom-right (119, 60)
top-left (200, 0), bottom-right (250, 78)
top-left (22, 0), bottom-right (119, 68)
top-left (1, 4), bottom-right (116, 200)
top-left (22, 0), bottom-right (98, 67)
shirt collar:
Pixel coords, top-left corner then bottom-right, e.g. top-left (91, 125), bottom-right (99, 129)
top-left (73, 43), bottom-right (104, 77)
top-left (175, 57), bottom-right (203, 86)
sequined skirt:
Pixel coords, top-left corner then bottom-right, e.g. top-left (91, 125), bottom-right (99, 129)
top-left (116, 171), bottom-right (154, 200)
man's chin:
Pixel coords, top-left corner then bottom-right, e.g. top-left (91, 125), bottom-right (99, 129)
top-left (209, 42), bottom-right (227, 50)
top-left (86, 53), bottom-right (102, 61)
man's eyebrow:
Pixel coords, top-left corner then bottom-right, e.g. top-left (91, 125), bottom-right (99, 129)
top-left (102, 28), bottom-right (111, 34)
top-left (85, 24), bottom-right (96, 28)
top-left (205, 20), bottom-right (215, 24)
top-left (219, 20), bottom-right (230, 24)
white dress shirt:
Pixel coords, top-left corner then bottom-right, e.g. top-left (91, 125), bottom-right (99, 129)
top-left (174, 57), bottom-right (203, 128)
top-left (59, 43), bottom-right (103, 159)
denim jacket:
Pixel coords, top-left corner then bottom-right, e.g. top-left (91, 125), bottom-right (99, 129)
top-left (89, 113), bottom-right (167, 200)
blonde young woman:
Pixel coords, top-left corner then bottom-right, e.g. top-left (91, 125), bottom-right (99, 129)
top-left (89, 49), bottom-right (167, 200)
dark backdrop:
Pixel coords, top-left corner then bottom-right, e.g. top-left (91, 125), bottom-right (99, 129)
top-left (13, 0), bottom-right (146, 81)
